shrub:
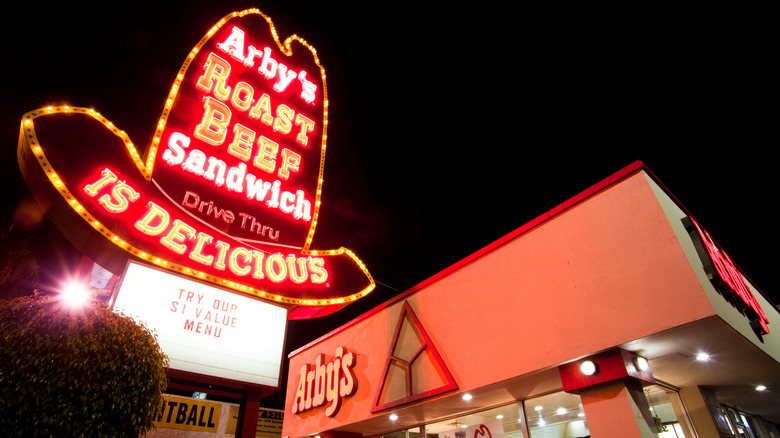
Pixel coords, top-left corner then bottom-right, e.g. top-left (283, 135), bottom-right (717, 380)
top-left (0, 293), bottom-right (169, 437)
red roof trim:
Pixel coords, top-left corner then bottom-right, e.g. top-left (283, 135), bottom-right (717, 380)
top-left (289, 161), bottom-right (650, 357)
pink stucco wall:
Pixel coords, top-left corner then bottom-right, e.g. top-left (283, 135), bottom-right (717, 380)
top-left (283, 167), bottom-right (716, 437)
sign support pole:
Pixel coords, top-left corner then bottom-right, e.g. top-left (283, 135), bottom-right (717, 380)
top-left (237, 389), bottom-right (262, 438)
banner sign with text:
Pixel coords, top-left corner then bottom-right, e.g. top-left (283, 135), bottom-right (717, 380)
top-left (112, 261), bottom-right (287, 387)
top-left (154, 394), bottom-right (222, 433)
top-left (149, 395), bottom-right (282, 437)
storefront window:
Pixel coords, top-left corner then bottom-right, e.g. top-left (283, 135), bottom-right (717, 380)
top-left (426, 403), bottom-right (524, 437)
top-left (726, 407), bottom-right (759, 438)
top-left (524, 391), bottom-right (589, 438)
top-left (374, 431), bottom-right (406, 438)
top-left (407, 426), bottom-right (428, 438)
top-left (645, 385), bottom-right (687, 437)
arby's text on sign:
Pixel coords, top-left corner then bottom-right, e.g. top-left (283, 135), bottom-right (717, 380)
top-left (17, 9), bottom-right (374, 316)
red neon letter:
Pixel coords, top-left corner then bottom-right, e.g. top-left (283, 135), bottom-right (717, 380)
top-left (161, 219), bottom-right (196, 254)
top-left (228, 123), bottom-right (256, 162)
top-left (228, 247), bottom-right (254, 276)
top-left (273, 104), bottom-right (294, 135)
top-left (98, 182), bottom-right (140, 213)
top-left (194, 97), bottom-right (232, 146)
top-left (253, 136), bottom-right (278, 174)
top-left (294, 113), bottom-right (315, 147)
top-left (162, 133), bottom-right (190, 166)
top-left (216, 26), bottom-right (247, 64)
top-left (249, 93), bottom-right (274, 126)
top-left (308, 258), bottom-right (328, 284)
top-left (266, 253), bottom-right (287, 282)
top-left (83, 168), bottom-right (118, 197)
top-left (190, 232), bottom-right (215, 266)
top-left (278, 148), bottom-right (301, 180)
top-left (231, 81), bottom-right (255, 112)
top-left (214, 241), bottom-right (230, 271)
top-left (286, 255), bottom-right (308, 284)
top-left (135, 202), bottom-right (170, 236)
top-left (196, 52), bottom-right (232, 100)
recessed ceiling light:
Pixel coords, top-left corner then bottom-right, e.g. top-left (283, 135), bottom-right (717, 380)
top-left (635, 356), bottom-right (649, 371)
top-left (756, 385), bottom-right (767, 391)
top-left (695, 352), bottom-right (710, 361)
top-left (389, 414), bottom-right (398, 421)
top-left (557, 407), bottom-right (566, 415)
top-left (462, 393), bottom-right (473, 401)
top-left (534, 406), bottom-right (543, 411)
top-left (496, 415), bottom-right (504, 419)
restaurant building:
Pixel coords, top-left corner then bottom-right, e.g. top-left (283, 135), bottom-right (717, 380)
top-left (281, 161), bottom-right (780, 438)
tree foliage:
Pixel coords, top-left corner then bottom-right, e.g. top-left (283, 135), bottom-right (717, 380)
top-left (0, 294), bottom-right (169, 437)
top-left (0, 223), bottom-right (40, 300)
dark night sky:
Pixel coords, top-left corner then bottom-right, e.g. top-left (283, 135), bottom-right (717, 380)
top-left (1, 2), bottom-right (775, 402)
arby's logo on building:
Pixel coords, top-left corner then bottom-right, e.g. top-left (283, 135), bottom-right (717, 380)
top-left (291, 347), bottom-right (357, 417)
top-left (17, 9), bottom-right (374, 313)
top-left (691, 218), bottom-right (770, 335)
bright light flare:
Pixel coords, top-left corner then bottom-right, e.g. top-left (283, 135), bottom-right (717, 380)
top-left (695, 352), bottom-right (711, 361)
top-left (62, 282), bottom-right (90, 306)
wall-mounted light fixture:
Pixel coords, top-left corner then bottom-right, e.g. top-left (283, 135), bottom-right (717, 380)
top-left (580, 360), bottom-right (597, 376)
top-left (635, 356), bottom-right (649, 371)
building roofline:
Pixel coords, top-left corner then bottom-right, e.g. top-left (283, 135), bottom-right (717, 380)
top-left (289, 160), bottom-right (773, 357)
